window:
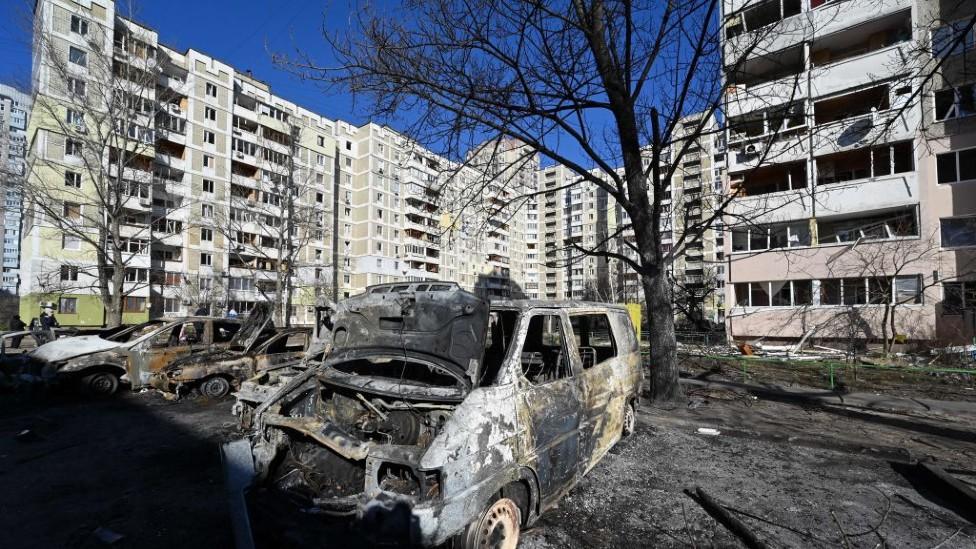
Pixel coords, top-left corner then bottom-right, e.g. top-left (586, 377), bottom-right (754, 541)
top-left (67, 77), bottom-right (86, 98)
top-left (163, 297), bottom-right (181, 314)
top-left (818, 207), bottom-right (919, 244)
top-left (70, 15), bottom-right (88, 35)
top-left (520, 314), bottom-right (572, 384)
top-left (932, 20), bottom-right (976, 58)
top-left (200, 252), bottom-right (213, 266)
top-left (65, 139), bottom-right (82, 157)
top-left (941, 217), bottom-right (976, 248)
top-left (935, 84), bottom-right (976, 121)
top-left (204, 130), bottom-right (215, 145)
top-left (62, 234), bottom-right (81, 250)
top-left (203, 179), bottom-right (214, 193)
top-left (124, 268), bottom-right (148, 282)
top-left (59, 297), bottom-right (78, 314)
top-left (943, 281), bottom-right (976, 314)
top-left (894, 275), bottom-right (922, 304)
top-left (936, 148), bottom-right (976, 184)
top-left (205, 107), bottom-right (216, 121)
top-left (63, 202), bottom-right (81, 220)
top-left (206, 82), bottom-right (217, 97)
top-left (60, 265), bottom-right (79, 281)
top-left (569, 314), bottom-right (617, 369)
top-left (201, 228), bottom-right (213, 241)
top-left (64, 171), bottom-right (81, 188)
top-left (68, 46), bottom-right (87, 67)
top-left (317, 136), bottom-right (325, 147)
top-left (124, 297), bottom-right (146, 313)
top-left (66, 108), bottom-right (84, 127)
top-left (203, 155), bottom-right (213, 168)
top-left (202, 204), bottom-right (213, 218)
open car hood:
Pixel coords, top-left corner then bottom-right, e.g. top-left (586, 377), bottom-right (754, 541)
top-left (326, 283), bottom-right (489, 382)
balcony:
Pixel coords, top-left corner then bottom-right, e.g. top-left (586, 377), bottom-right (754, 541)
top-left (809, 44), bottom-right (910, 100)
top-left (811, 108), bottom-right (919, 157)
top-left (815, 172), bottom-right (918, 217)
top-left (723, 0), bottom-right (912, 64)
top-left (155, 152), bottom-right (185, 172)
top-left (158, 74), bottom-right (190, 95)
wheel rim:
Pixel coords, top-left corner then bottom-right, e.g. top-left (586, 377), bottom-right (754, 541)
top-left (624, 403), bottom-right (635, 434)
top-left (203, 378), bottom-right (229, 397)
top-left (90, 374), bottom-right (115, 394)
top-left (475, 498), bottom-right (520, 549)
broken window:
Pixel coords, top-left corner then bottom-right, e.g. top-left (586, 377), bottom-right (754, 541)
top-left (810, 12), bottom-right (911, 67)
top-left (932, 20), bottom-right (976, 58)
top-left (730, 161), bottom-right (806, 196)
top-left (725, 0), bottom-right (801, 39)
top-left (817, 207), bottom-right (918, 244)
top-left (842, 278), bottom-right (867, 305)
top-left (520, 314), bottom-right (572, 384)
top-left (821, 279), bottom-right (842, 305)
top-left (482, 310), bottom-right (520, 385)
top-left (814, 85), bottom-right (891, 125)
top-left (942, 282), bottom-right (976, 314)
top-left (935, 84), bottom-right (976, 121)
top-left (570, 314), bottom-right (617, 369)
top-left (731, 221), bottom-right (810, 252)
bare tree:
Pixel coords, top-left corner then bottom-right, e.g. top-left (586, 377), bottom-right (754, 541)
top-left (214, 123), bottom-right (328, 326)
top-left (278, 0), bottom-right (761, 402)
top-left (24, 8), bottom-right (185, 326)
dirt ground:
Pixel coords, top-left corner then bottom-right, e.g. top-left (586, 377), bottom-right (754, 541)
top-left (0, 380), bottom-right (974, 549)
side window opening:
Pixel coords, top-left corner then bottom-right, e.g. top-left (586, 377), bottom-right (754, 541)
top-left (520, 314), bottom-right (572, 384)
top-left (570, 314), bottom-right (618, 369)
top-left (481, 310), bottom-right (520, 386)
top-left (212, 321), bottom-right (240, 343)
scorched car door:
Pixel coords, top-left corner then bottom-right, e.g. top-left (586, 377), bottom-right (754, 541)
top-left (516, 312), bottom-right (582, 504)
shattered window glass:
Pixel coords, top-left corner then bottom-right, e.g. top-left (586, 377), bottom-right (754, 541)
top-left (570, 314), bottom-right (617, 369)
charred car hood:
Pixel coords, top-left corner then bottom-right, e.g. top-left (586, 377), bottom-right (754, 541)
top-left (328, 286), bottom-right (489, 382)
top-left (31, 335), bottom-right (123, 363)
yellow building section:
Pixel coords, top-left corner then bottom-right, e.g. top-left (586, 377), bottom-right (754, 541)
top-left (19, 293), bottom-right (149, 327)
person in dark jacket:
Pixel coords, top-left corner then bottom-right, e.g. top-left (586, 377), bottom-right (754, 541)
top-left (8, 315), bottom-right (26, 348)
top-left (35, 305), bottom-right (59, 345)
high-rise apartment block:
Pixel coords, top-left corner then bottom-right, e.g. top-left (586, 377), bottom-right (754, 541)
top-left (721, 0), bottom-right (976, 345)
top-left (0, 84), bottom-right (30, 295)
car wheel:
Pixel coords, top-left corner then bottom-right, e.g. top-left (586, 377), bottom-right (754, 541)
top-left (622, 400), bottom-right (636, 437)
top-left (463, 497), bottom-right (521, 549)
top-left (82, 371), bottom-right (119, 396)
top-left (200, 376), bottom-right (231, 399)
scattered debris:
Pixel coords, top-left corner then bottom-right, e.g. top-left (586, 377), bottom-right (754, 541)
top-left (685, 486), bottom-right (768, 549)
top-left (14, 429), bottom-right (38, 442)
top-left (696, 428), bottom-right (721, 436)
top-left (915, 462), bottom-right (976, 524)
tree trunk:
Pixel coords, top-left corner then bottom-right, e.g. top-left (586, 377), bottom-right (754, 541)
top-left (643, 269), bottom-right (683, 402)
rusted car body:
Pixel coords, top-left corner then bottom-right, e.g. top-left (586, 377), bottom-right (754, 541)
top-left (151, 328), bottom-right (311, 398)
top-left (30, 318), bottom-right (241, 395)
top-left (223, 282), bottom-right (641, 548)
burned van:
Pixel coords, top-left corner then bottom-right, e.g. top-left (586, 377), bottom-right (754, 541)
top-left (223, 282), bottom-right (641, 548)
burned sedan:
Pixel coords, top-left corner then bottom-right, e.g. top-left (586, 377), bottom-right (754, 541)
top-left (31, 317), bottom-right (241, 396)
top-left (151, 327), bottom-right (311, 399)
top-left (224, 282), bottom-right (642, 548)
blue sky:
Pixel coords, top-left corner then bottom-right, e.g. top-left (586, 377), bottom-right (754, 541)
top-left (0, 0), bottom-right (367, 124)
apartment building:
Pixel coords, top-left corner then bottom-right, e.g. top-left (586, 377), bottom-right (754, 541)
top-left (721, 0), bottom-right (975, 345)
top-left (22, 0), bottom-right (542, 326)
top-left (0, 84), bottom-right (30, 296)
top-left (23, 0), bottom-right (341, 325)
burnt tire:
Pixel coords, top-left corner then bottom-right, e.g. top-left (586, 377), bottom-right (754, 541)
top-left (622, 400), bottom-right (636, 437)
top-left (200, 376), bottom-right (232, 399)
top-left (461, 497), bottom-right (521, 549)
top-left (81, 371), bottom-right (119, 396)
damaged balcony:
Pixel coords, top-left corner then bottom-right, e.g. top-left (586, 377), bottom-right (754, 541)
top-left (812, 83), bottom-right (919, 155)
top-left (727, 102), bottom-right (808, 171)
top-left (808, 10), bottom-right (912, 98)
top-left (729, 161), bottom-right (809, 223)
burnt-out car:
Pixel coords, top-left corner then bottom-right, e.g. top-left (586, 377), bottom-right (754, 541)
top-left (151, 326), bottom-right (311, 399)
top-left (223, 282), bottom-right (641, 548)
top-left (31, 317), bottom-right (241, 395)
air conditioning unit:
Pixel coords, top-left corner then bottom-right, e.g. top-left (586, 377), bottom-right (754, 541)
top-left (138, 197), bottom-right (152, 207)
top-left (235, 152), bottom-right (245, 159)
